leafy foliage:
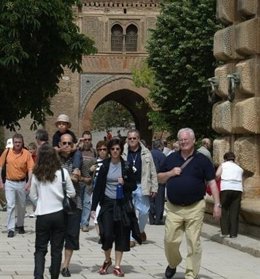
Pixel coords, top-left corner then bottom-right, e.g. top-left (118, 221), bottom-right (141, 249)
top-left (147, 0), bottom-right (221, 139)
top-left (0, 0), bottom-right (96, 130)
top-left (132, 63), bottom-right (171, 133)
top-left (92, 101), bottom-right (133, 131)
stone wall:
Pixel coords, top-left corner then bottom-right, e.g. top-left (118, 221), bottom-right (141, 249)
top-left (45, 0), bottom-right (159, 142)
top-left (211, 0), bottom-right (260, 228)
top-left (1, 1), bottom-right (159, 145)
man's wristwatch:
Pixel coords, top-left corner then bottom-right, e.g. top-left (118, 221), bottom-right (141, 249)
top-left (214, 203), bottom-right (222, 208)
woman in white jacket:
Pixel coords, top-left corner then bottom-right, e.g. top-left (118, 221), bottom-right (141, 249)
top-left (30, 144), bottom-right (75, 279)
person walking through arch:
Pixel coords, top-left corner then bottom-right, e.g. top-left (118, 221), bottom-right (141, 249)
top-left (58, 133), bottom-right (83, 277)
top-left (158, 128), bottom-right (221, 279)
top-left (91, 138), bottom-right (139, 277)
top-left (122, 129), bottom-right (158, 246)
top-left (216, 151), bottom-right (243, 238)
top-left (30, 144), bottom-right (75, 279)
top-left (0, 133), bottom-right (34, 237)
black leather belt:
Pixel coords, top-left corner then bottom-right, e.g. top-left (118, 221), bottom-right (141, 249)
top-left (8, 178), bottom-right (26, 182)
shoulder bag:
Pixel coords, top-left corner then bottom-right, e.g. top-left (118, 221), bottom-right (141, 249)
top-left (1, 148), bottom-right (10, 183)
top-left (180, 155), bottom-right (194, 170)
top-left (61, 168), bottom-right (74, 214)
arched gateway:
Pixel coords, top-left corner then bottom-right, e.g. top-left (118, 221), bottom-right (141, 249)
top-left (79, 74), bottom-right (152, 141)
top-left (43, 0), bottom-right (160, 144)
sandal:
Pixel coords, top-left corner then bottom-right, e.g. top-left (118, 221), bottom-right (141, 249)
top-left (99, 258), bottom-right (112, 275)
top-left (113, 266), bottom-right (125, 277)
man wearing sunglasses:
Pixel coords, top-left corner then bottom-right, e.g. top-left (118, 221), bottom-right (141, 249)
top-left (123, 129), bottom-right (158, 247)
top-left (77, 131), bottom-right (97, 233)
top-left (58, 133), bottom-right (83, 277)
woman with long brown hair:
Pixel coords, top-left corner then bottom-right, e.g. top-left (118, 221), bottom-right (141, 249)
top-left (30, 144), bottom-right (75, 279)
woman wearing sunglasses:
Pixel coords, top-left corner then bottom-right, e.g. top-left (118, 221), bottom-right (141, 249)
top-left (91, 138), bottom-right (140, 277)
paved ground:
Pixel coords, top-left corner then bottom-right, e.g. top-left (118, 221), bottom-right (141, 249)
top-left (0, 207), bottom-right (260, 279)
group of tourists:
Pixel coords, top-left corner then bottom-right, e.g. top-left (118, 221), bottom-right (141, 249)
top-left (0, 114), bottom-right (244, 279)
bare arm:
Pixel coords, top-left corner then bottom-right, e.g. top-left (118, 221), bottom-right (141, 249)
top-left (208, 179), bottom-right (221, 220)
top-left (215, 165), bottom-right (222, 180)
top-left (158, 167), bottom-right (182, 184)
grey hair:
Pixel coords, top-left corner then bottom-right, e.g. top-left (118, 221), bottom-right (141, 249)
top-left (127, 129), bottom-right (140, 138)
top-left (152, 139), bottom-right (164, 149)
top-left (177, 128), bottom-right (195, 140)
top-left (35, 129), bottom-right (49, 142)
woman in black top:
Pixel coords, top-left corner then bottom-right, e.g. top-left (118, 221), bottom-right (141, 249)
top-left (91, 138), bottom-right (140, 277)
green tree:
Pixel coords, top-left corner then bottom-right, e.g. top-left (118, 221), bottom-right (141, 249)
top-left (92, 101), bottom-right (133, 131)
top-left (147, 0), bottom-right (221, 139)
top-left (0, 0), bottom-right (96, 130)
top-left (132, 63), bottom-right (171, 133)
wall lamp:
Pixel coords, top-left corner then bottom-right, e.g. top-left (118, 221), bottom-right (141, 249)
top-left (227, 73), bottom-right (240, 102)
top-left (207, 77), bottom-right (219, 104)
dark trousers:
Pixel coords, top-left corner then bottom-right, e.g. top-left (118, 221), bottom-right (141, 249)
top-left (149, 184), bottom-right (165, 224)
top-left (34, 210), bottom-right (65, 279)
top-left (99, 198), bottom-right (131, 252)
top-left (220, 190), bottom-right (242, 237)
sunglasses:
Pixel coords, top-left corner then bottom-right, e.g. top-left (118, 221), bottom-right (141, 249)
top-left (128, 137), bottom-right (137, 140)
top-left (111, 147), bottom-right (120, 151)
top-left (98, 148), bottom-right (107, 151)
top-left (62, 142), bottom-right (73, 146)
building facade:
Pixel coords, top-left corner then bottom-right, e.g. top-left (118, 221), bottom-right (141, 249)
top-left (43, 0), bottom-right (160, 144)
top-left (208, 0), bottom-right (260, 236)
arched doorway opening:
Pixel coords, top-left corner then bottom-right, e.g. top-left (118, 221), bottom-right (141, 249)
top-left (80, 77), bottom-right (153, 144)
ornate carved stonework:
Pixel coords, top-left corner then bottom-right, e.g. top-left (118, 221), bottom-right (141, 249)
top-left (45, 0), bottom-right (159, 143)
top-left (211, 0), bottom-right (260, 230)
top-left (80, 73), bottom-right (132, 116)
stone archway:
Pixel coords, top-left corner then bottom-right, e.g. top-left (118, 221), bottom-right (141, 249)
top-left (79, 74), bottom-right (153, 144)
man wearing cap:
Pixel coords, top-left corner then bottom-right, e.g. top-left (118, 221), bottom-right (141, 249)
top-left (0, 133), bottom-right (34, 237)
top-left (52, 114), bottom-right (77, 152)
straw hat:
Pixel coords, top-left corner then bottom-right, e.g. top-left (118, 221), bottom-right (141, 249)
top-left (55, 114), bottom-right (71, 128)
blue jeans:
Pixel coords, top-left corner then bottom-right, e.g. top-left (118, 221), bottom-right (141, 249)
top-left (80, 184), bottom-right (91, 227)
top-left (132, 183), bottom-right (150, 233)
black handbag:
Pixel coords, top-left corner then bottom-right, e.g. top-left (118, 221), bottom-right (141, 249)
top-left (1, 148), bottom-right (10, 183)
top-left (61, 168), bottom-right (74, 214)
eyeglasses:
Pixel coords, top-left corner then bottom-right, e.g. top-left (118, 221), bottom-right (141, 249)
top-left (128, 137), bottom-right (137, 140)
top-left (84, 138), bottom-right (92, 141)
top-left (62, 142), bottom-right (73, 146)
top-left (98, 148), bottom-right (107, 151)
top-left (111, 147), bottom-right (120, 151)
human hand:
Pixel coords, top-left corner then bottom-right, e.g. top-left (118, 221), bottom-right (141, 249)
top-left (213, 205), bottom-right (221, 220)
top-left (24, 183), bottom-right (30, 192)
top-left (90, 211), bottom-right (96, 219)
top-left (90, 164), bottom-right (97, 172)
top-left (150, 191), bottom-right (157, 198)
top-left (170, 167), bottom-right (182, 177)
top-left (118, 177), bottom-right (124, 185)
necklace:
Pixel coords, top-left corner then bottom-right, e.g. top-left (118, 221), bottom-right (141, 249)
top-left (131, 153), bottom-right (138, 165)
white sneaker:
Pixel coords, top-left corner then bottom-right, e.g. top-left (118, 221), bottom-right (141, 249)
top-left (29, 213), bottom-right (36, 218)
